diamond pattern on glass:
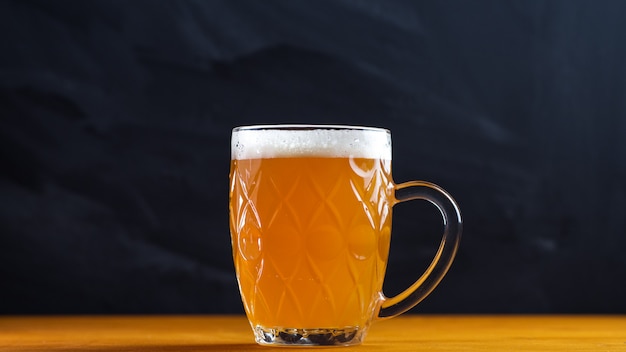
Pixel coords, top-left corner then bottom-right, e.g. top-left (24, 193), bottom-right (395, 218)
top-left (230, 157), bottom-right (392, 329)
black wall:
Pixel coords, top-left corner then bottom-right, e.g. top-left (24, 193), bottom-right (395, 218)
top-left (1, 0), bottom-right (625, 314)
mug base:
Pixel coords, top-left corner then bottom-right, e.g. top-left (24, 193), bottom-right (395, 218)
top-left (254, 325), bottom-right (365, 346)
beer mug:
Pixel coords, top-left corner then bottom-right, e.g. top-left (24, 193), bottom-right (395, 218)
top-left (229, 125), bottom-right (462, 346)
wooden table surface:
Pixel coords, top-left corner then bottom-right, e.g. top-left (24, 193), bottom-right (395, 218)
top-left (1, 315), bottom-right (625, 351)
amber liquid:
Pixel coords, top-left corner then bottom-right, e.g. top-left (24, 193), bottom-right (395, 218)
top-left (230, 157), bottom-right (393, 329)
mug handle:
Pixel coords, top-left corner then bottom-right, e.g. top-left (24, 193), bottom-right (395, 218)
top-left (377, 181), bottom-right (463, 319)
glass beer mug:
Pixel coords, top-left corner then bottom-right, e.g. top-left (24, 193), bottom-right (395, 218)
top-left (229, 125), bottom-right (462, 346)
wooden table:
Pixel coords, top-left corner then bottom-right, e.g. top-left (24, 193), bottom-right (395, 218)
top-left (1, 315), bottom-right (625, 351)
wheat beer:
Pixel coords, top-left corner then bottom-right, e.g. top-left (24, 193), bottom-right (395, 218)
top-left (230, 126), bottom-right (392, 343)
top-left (229, 125), bottom-right (462, 346)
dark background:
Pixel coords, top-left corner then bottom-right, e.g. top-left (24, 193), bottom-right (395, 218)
top-left (1, 0), bottom-right (625, 315)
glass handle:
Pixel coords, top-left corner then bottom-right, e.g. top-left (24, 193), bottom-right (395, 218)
top-left (377, 181), bottom-right (463, 319)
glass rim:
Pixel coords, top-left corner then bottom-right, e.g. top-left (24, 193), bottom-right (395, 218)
top-left (232, 124), bottom-right (390, 134)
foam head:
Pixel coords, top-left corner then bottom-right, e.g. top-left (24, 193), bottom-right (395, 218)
top-left (231, 126), bottom-right (391, 160)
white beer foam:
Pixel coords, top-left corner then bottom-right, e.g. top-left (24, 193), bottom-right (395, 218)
top-left (232, 127), bottom-right (391, 160)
